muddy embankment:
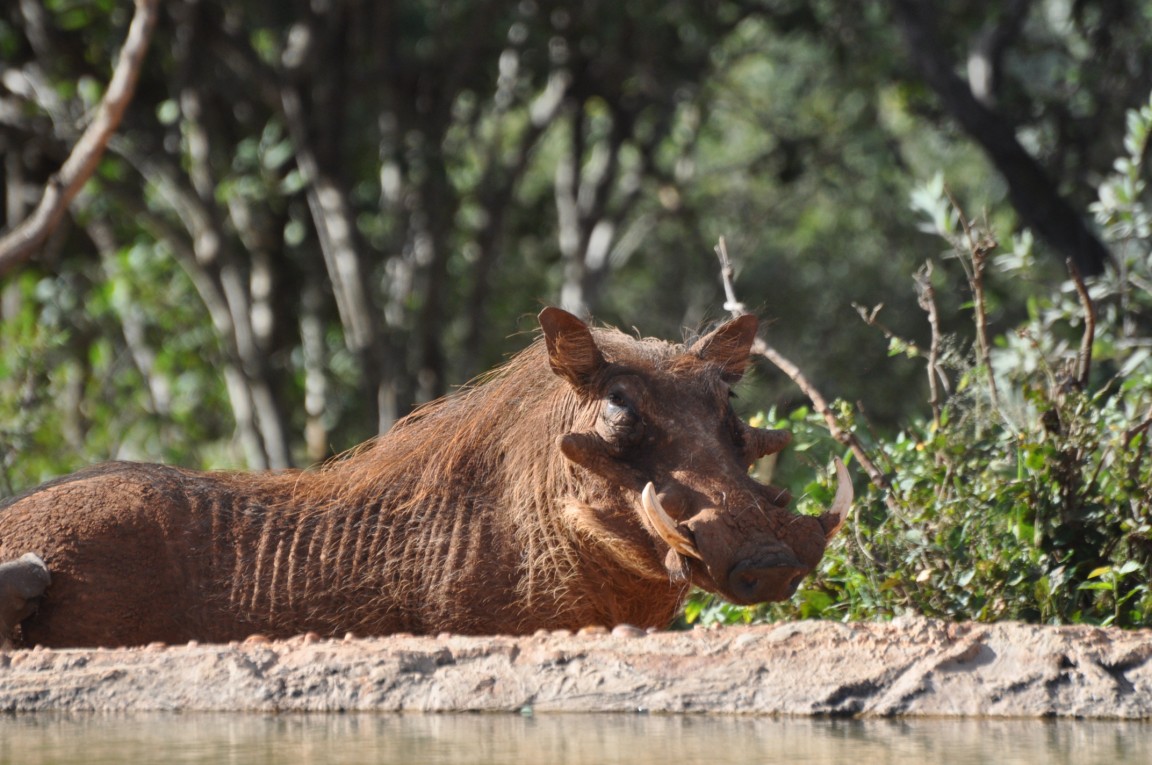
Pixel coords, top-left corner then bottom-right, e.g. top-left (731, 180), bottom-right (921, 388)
top-left (1, 616), bottom-right (1150, 718)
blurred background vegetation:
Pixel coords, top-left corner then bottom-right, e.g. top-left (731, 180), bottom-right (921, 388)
top-left (3, 0), bottom-right (1152, 625)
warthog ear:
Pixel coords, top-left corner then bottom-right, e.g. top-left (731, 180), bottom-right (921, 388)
top-left (690, 314), bottom-right (759, 383)
top-left (539, 307), bottom-right (606, 388)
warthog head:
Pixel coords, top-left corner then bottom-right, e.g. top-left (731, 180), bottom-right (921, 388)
top-left (541, 307), bottom-right (851, 605)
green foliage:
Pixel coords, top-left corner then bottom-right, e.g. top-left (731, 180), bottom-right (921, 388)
top-left (6, 0), bottom-right (1151, 484)
top-left (685, 94), bottom-right (1152, 629)
top-left (0, 242), bottom-right (237, 490)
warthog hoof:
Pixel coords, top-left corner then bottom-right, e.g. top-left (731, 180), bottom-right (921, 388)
top-left (0, 553), bottom-right (51, 646)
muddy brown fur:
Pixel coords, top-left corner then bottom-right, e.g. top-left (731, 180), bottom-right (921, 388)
top-left (0, 309), bottom-right (845, 647)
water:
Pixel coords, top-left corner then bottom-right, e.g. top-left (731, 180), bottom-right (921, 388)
top-left (1, 713), bottom-right (1149, 764)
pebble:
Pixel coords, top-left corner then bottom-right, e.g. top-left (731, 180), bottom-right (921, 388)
top-left (611, 624), bottom-right (646, 638)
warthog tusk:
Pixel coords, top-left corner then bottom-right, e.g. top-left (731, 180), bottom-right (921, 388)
top-left (640, 483), bottom-right (704, 561)
top-left (821, 456), bottom-right (854, 539)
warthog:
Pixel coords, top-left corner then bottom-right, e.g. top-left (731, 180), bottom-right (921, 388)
top-left (0, 308), bottom-right (850, 647)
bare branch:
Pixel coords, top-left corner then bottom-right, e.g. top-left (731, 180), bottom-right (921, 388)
top-left (1067, 258), bottom-right (1096, 389)
top-left (913, 261), bottom-right (947, 431)
top-left (951, 196), bottom-right (1001, 411)
top-left (714, 237), bottom-right (745, 315)
top-left (713, 239), bottom-right (894, 499)
top-left (0, 0), bottom-right (160, 276)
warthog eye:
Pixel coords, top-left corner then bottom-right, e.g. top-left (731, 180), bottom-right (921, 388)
top-left (603, 389), bottom-right (643, 446)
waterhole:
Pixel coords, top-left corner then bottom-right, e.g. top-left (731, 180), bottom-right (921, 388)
top-left (1, 712), bottom-right (1148, 764)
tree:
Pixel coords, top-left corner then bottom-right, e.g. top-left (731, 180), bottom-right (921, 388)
top-left (2, 0), bottom-right (1150, 493)
top-left (889, 0), bottom-right (1114, 276)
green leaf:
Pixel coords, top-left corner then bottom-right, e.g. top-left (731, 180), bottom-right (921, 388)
top-left (1086, 566), bottom-right (1113, 580)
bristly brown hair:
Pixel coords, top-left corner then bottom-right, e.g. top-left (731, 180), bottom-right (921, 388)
top-left (270, 327), bottom-right (693, 632)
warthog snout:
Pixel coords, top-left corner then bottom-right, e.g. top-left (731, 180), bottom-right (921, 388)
top-left (640, 459), bottom-right (853, 606)
top-left (727, 554), bottom-right (809, 604)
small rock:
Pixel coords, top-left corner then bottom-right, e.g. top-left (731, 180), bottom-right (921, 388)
top-left (611, 624), bottom-right (646, 638)
top-left (243, 634), bottom-right (271, 645)
top-left (731, 632), bottom-right (760, 650)
top-left (578, 625), bottom-right (609, 636)
top-left (551, 629), bottom-right (572, 638)
top-left (144, 642), bottom-right (167, 652)
top-left (343, 632), bottom-right (357, 642)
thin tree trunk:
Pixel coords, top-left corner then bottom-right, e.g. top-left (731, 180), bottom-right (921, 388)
top-left (282, 83), bottom-right (391, 434)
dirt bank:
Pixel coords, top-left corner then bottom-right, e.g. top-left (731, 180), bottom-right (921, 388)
top-left (2, 617), bottom-right (1150, 718)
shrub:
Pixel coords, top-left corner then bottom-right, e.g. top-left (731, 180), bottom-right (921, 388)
top-left (685, 93), bottom-right (1152, 628)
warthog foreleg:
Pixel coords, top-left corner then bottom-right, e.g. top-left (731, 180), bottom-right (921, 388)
top-left (0, 553), bottom-right (51, 648)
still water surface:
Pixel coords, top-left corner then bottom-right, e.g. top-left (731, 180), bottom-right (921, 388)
top-left (1, 713), bottom-right (1149, 764)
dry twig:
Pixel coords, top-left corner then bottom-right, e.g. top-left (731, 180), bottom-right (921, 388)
top-left (0, 0), bottom-right (160, 276)
top-left (852, 301), bottom-right (925, 356)
top-left (1122, 402), bottom-right (1152, 506)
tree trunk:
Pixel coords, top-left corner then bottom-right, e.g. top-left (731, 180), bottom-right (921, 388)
top-left (890, 0), bottom-right (1111, 276)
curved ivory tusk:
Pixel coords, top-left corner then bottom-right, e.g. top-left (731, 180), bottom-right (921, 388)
top-left (640, 483), bottom-right (704, 561)
top-left (821, 456), bottom-right (854, 539)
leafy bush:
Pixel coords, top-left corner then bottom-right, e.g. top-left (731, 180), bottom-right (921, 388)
top-left (685, 92), bottom-right (1152, 628)
top-left (0, 243), bottom-right (236, 492)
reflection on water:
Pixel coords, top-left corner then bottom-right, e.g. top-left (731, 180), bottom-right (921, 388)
top-left (1, 713), bottom-right (1149, 765)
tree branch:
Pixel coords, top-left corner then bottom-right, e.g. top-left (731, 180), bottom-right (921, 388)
top-left (0, 0), bottom-right (159, 276)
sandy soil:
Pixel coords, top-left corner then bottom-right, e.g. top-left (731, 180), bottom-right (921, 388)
top-left (2, 616), bottom-right (1150, 718)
